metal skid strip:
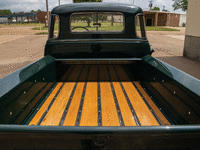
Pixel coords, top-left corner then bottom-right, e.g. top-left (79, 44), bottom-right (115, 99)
top-left (112, 65), bottom-right (141, 126)
top-left (75, 66), bottom-right (91, 126)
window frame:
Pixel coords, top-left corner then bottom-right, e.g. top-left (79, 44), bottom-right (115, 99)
top-left (49, 14), bottom-right (60, 39)
top-left (135, 13), bottom-right (147, 39)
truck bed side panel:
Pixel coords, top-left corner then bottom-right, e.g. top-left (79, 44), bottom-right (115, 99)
top-left (141, 55), bottom-right (200, 125)
top-left (0, 56), bottom-right (57, 124)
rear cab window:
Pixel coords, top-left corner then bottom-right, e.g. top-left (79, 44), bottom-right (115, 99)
top-left (70, 12), bottom-right (125, 33)
top-left (135, 14), bottom-right (146, 38)
top-left (49, 14), bottom-right (59, 39)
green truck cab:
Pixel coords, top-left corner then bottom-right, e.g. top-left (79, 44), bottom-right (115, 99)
top-left (0, 3), bottom-right (200, 149)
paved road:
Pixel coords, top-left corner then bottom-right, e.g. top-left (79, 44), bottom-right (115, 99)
top-left (0, 25), bottom-right (200, 80)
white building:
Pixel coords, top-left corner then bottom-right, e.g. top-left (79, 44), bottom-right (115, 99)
top-left (184, 0), bottom-right (200, 62)
top-left (0, 17), bottom-right (8, 23)
top-left (179, 14), bottom-right (187, 27)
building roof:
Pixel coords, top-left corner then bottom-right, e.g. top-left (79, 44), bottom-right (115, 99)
top-left (51, 2), bottom-right (143, 15)
top-left (144, 10), bottom-right (186, 15)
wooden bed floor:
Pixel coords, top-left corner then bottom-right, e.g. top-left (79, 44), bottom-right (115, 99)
top-left (29, 65), bottom-right (170, 126)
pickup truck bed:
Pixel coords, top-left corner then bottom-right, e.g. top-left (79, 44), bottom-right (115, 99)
top-left (28, 64), bottom-right (170, 126)
top-left (1, 56), bottom-right (200, 149)
top-left (1, 2), bottom-right (200, 149)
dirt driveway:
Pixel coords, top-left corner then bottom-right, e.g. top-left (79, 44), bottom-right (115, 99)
top-left (0, 25), bottom-right (200, 80)
top-left (147, 27), bottom-right (200, 79)
top-left (0, 25), bottom-right (46, 78)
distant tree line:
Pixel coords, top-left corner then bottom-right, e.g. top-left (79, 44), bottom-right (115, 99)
top-left (0, 9), bottom-right (42, 15)
top-left (0, 9), bottom-right (12, 15)
top-left (31, 9), bottom-right (42, 13)
top-left (153, 7), bottom-right (160, 11)
top-left (152, 6), bottom-right (169, 12)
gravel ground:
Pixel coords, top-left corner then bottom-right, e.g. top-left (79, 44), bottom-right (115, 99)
top-left (0, 25), bottom-right (200, 80)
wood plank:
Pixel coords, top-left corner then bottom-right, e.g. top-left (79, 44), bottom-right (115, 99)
top-left (100, 65), bottom-right (120, 126)
top-left (0, 82), bottom-right (34, 111)
top-left (0, 82), bottom-right (47, 124)
top-left (150, 82), bottom-right (200, 124)
top-left (15, 82), bottom-right (54, 124)
top-left (40, 65), bottom-right (83, 126)
top-left (29, 65), bottom-right (74, 125)
top-left (63, 65), bottom-right (89, 126)
top-left (108, 65), bottom-right (137, 126)
top-left (79, 65), bottom-right (98, 126)
top-left (115, 65), bottom-right (159, 126)
top-left (134, 82), bottom-right (170, 125)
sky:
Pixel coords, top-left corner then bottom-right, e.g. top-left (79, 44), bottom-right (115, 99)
top-left (0, 0), bottom-right (186, 14)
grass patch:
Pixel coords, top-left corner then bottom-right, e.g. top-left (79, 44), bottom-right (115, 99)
top-left (71, 22), bottom-right (124, 31)
top-left (35, 32), bottom-right (48, 35)
top-left (32, 21), bottom-right (180, 32)
top-left (32, 22), bottom-right (59, 30)
top-left (145, 26), bottom-right (180, 31)
top-left (2, 23), bottom-right (45, 27)
top-left (71, 22), bottom-right (180, 31)
top-left (32, 27), bottom-right (48, 30)
top-left (35, 32), bottom-right (57, 35)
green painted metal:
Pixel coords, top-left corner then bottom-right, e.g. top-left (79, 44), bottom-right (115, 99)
top-left (21, 82), bottom-right (57, 125)
top-left (0, 125), bottom-right (200, 134)
top-left (142, 55), bottom-right (173, 78)
top-left (0, 55), bottom-right (57, 124)
top-left (0, 55), bottom-right (55, 98)
top-left (142, 55), bottom-right (200, 97)
top-left (45, 39), bottom-right (151, 59)
top-left (0, 2), bottom-right (200, 149)
top-left (141, 55), bottom-right (200, 124)
top-left (51, 3), bottom-right (143, 15)
top-left (0, 125), bottom-right (199, 149)
top-left (45, 2), bottom-right (151, 59)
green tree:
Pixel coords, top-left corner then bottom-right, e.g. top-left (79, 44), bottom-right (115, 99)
top-left (31, 10), bottom-right (35, 13)
top-left (98, 14), bottom-right (108, 22)
top-left (153, 6), bottom-right (160, 11)
top-left (0, 9), bottom-right (12, 15)
top-left (72, 14), bottom-right (95, 27)
top-left (162, 9), bottom-right (169, 12)
top-left (36, 9), bottom-right (41, 13)
top-left (172, 0), bottom-right (188, 12)
top-left (72, 0), bottom-right (105, 26)
top-left (72, 13), bottom-right (108, 27)
top-left (80, 15), bottom-right (94, 27)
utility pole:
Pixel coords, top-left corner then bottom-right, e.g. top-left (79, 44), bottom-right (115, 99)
top-left (133, 0), bottom-right (135, 5)
top-left (46, 0), bottom-right (49, 27)
top-left (59, 0), bottom-right (60, 5)
top-left (149, 0), bottom-right (153, 10)
top-left (163, 5), bottom-right (165, 11)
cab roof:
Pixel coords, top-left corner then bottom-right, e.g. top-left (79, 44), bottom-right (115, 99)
top-left (51, 2), bottom-right (143, 15)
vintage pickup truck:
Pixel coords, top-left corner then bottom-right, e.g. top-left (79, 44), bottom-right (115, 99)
top-left (0, 2), bottom-right (200, 149)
